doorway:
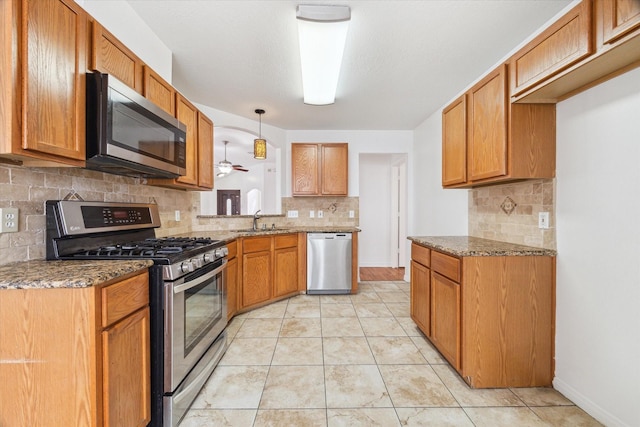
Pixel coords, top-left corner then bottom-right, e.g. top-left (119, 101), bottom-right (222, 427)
top-left (217, 190), bottom-right (241, 215)
top-left (358, 153), bottom-right (408, 269)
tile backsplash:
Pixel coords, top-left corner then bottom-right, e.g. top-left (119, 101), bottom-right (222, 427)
top-left (193, 197), bottom-right (359, 232)
top-left (0, 163), bottom-right (360, 266)
top-left (468, 179), bottom-right (556, 250)
top-left (0, 164), bottom-right (198, 265)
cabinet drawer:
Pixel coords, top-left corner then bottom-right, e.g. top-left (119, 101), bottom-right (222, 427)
top-left (275, 234), bottom-right (298, 249)
top-left (243, 236), bottom-right (271, 253)
top-left (227, 240), bottom-right (238, 259)
top-left (411, 243), bottom-right (431, 267)
top-left (431, 251), bottom-right (460, 282)
top-left (102, 271), bottom-right (149, 327)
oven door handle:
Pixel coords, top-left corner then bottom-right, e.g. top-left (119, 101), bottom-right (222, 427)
top-left (173, 260), bottom-right (227, 294)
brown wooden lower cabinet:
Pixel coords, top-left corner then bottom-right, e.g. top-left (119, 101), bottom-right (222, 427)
top-left (239, 233), bottom-right (302, 311)
top-left (410, 259), bottom-right (430, 336)
top-left (410, 242), bottom-right (555, 388)
top-left (0, 269), bottom-right (151, 426)
top-left (430, 272), bottom-right (461, 370)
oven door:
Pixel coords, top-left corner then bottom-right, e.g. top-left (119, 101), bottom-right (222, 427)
top-left (164, 258), bottom-right (227, 392)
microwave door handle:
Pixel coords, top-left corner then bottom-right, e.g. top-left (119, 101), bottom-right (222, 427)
top-left (173, 261), bottom-right (227, 294)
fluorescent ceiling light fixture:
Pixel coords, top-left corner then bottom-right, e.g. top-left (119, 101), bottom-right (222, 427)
top-left (296, 4), bottom-right (350, 105)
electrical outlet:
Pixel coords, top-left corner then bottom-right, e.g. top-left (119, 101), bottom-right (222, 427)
top-left (349, 210), bottom-right (355, 218)
top-left (317, 210), bottom-right (323, 218)
top-left (175, 210), bottom-right (181, 221)
top-left (287, 210), bottom-right (298, 218)
top-left (309, 210), bottom-right (315, 218)
top-left (0, 208), bottom-right (19, 233)
top-left (538, 212), bottom-right (550, 229)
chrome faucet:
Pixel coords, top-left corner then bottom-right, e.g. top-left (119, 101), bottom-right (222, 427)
top-left (253, 210), bottom-right (261, 231)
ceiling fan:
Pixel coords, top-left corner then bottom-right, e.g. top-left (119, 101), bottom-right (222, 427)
top-left (217, 140), bottom-right (248, 175)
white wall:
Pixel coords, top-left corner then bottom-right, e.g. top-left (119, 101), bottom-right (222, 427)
top-left (554, 67), bottom-right (640, 427)
top-left (79, 0), bottom-right (173, 81)
top-left (412, 111), bottom-right (468, 236)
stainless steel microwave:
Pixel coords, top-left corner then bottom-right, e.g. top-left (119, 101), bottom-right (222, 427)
top-left (86, 72), bottom-right (187, 178)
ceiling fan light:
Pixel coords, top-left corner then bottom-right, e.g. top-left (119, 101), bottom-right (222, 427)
top-left (218, 161), bottom-right (233, 174)
top-left (254, 138), bottom-right (267, 160)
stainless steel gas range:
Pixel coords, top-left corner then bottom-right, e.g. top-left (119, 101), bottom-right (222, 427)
top-left (46, 200), bottom-right (228, 426)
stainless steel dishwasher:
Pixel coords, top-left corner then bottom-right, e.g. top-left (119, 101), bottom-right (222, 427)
top-left (307, 232), bottom-right (352, 294)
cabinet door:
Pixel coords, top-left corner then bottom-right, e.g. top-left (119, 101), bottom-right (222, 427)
top-left (227, 256), bottom-right (238, 320)
top-left (91, 20), bottom-right (143, 92)
top-left (274, 246), bottom-right (298, 298)
top-left (102, 307), bottom-right (151, 427)
top-left (601, 0), bottom-right (640, 44)
top-left (197, 112), bottom-right (214, 190)
top-left (431, 272), bottom-right (461, 370)
top-left (321, 143), bottom-right (348, 195)
top-left (442, 95), bottom-right (467, 187)
top-left (509, 1), bottom-right (592, 97)
top-left (410, 260), bottom-right (430, 336)
top-left (21, 0), bottom-right (86, 163)
top-left (292, 144), bottom-right (319, 195)
top-left (175, 94), bottom-right (199, 186)
top-left (143, 66), bottom-right (175, 115)
top-left (242, 250), bottom-right (272, 308)
top-left (468, 65), bottom-right (508, 182)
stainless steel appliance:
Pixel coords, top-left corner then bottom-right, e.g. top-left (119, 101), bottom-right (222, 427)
top-left (46, 200), bottom-right (228, 427)
top-left (86, 71), bottom-right (187, 178)
top-left (307, 232), bottom-right (352, 294)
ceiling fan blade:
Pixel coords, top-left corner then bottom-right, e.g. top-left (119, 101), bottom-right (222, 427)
top-left (233, 166), bottom-right (249, 172)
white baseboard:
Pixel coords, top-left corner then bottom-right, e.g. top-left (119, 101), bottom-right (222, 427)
top-left (553, 377), bottom-right (630, 427)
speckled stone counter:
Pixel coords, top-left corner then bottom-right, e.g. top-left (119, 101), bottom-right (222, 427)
top-left (408, 236), bottom-right (556, 257)
top-left (0, 260), bottom-right (153, 290)
top-left (173, 226), bottom-right (360, 241)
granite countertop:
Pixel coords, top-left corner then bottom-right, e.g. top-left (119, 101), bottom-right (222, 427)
top-left (0, 260), bottom-right (153, 290)
top-left (173, 226), bottom-right (360, 241)
top-left (409, 236), bottom-right (557, 257)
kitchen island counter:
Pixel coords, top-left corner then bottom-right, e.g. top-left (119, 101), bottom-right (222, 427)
top-left (409, 235), bottom-right (556, 257)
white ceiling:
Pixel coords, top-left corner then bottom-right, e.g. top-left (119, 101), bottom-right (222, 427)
top-left (126, 0), bottom-right (572, 132)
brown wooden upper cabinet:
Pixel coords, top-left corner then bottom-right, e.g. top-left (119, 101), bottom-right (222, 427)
top-left (441, 95), bottom-right (467, 187)
top-left (0, 0), bottom-right (87, 167)
top-left (143, 66), bottom-right (176, 115)
top-left (511, 0), bottom-right (640, 103)
top-left (509, 0), bottom-right (592, 98)
top-left (292, 143), bottom-right (348, 196)
top-left (442, 64), bottom-right (556, 188)
top-left (90, 20), bottom-right (144, 93)
top-left (599, 0), bottom-right (640, 45)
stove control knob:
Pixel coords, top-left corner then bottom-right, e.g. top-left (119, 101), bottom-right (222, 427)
top-left (180, 261), bottom-right (194, 273)
top-left (215, 248), bottom-right (229, 258)
top-left (202, 253), bottom-right (213, 263)
top-left (191, 258), bottom-right (203, 269)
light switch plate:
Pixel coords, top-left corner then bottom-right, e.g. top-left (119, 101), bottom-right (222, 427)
top-left (287, 210), bottom-right (298, 218)
top-left (317, 210), bottom-right (323, 218)
top-left (0, 208), bottom-right (19, 233)
top-left (175, 210), bottom-right (181, 221)
top-left (349, 210), bottom-right (355, 218)
top-left (309, 210), bottom-right (315, 218)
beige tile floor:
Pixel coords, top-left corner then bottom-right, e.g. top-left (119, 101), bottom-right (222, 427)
top-left (182, 281), bottom-right (602, 427)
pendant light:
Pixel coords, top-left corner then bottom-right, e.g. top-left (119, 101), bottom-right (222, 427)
top-left (254, 109), bottom-right (267, 160)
